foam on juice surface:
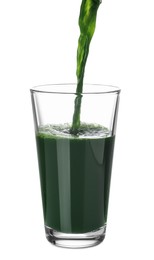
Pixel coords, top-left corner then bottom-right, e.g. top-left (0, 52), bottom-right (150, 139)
top-left (38, 123), bottom-right (111, 139)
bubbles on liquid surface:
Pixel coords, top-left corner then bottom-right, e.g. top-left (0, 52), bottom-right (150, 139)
top-left (38, 123), bottom-right (111, 139)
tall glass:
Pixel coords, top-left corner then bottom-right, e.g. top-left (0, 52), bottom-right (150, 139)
top-left (30, 84), bottom-right (120, 248)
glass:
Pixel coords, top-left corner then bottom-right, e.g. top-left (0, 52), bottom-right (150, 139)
top-left (30, 84), bottom-right (120, 248)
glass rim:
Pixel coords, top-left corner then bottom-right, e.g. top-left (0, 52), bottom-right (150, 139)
top-left (30, 83), bottom-right (121, 95)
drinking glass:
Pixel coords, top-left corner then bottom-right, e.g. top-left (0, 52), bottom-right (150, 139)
top-left (30, 84), bottom-right (120, 248)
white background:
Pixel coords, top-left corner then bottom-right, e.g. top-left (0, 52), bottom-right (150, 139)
top-left (0, 0), bottom-right (154, 259)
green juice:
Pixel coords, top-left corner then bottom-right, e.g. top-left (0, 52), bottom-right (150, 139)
top-left (36, 124), bottom-right (115, 234)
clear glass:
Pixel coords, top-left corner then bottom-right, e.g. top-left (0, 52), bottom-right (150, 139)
top-left (30, 84), bottom-right (120, 248)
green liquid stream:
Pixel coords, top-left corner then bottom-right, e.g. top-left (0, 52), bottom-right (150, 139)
top-left (71, 0), bottom-right (102, 133)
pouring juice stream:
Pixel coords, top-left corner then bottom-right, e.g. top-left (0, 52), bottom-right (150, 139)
top-left (71, 0), bottom-right (102, 134)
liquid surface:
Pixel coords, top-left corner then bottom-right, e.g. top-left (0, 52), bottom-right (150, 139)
top-left (36, 124), bottom-right (115, 233)
top-left (39, 123), bottom-right (110, 139)
top-left (71, 0), bottom-right (102, 132)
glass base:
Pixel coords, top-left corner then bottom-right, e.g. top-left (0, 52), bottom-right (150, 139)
top-left (45, 225), bottom-right (106, 249)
